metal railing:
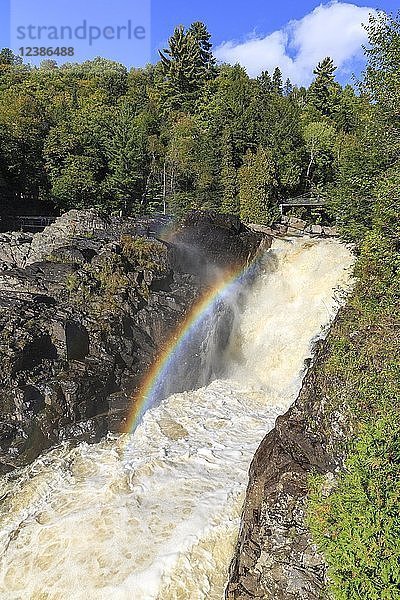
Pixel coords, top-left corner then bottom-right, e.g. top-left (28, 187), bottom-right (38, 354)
top-left (12, 216), bottom-right (56, 231)
top-left (280, 193), bottom-right (325, 207)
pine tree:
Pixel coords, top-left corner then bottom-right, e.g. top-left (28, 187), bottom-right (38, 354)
top-left (188, 21), bottom-right (216, 77)
top-left (272, 67), bottom-right (283, 95)
top-left (308, 56), bottom-right (339, 116)
top-left (257, 70), bottom-right (273, 94)
top-left (158, 23), bottom-right (216, 112)
top-left (283, 78), bottom-right (293, 97)
top-left (103, 102), bottom-right (148, 212)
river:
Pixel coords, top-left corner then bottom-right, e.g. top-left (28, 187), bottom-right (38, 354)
top-left (0, 238), bottom-right (353, 599)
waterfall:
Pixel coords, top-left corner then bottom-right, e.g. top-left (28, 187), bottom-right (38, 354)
top-left (0, 238), bottom-right (353, 600)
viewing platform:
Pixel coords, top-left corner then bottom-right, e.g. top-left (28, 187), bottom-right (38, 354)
top-left (279, 194), bottom-right (325, 215)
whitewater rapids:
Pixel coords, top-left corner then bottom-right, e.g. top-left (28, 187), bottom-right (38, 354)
top-left (0, 238), bottom-right (353, 599)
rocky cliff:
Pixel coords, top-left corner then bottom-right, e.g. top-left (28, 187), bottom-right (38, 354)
top-left (0, 209), bottom-right (267, 474)
top-left (226, 313), bottom-right (353, 599)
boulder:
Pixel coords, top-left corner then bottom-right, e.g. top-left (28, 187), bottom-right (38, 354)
top-left (287, 218), bottom-right (306, 235)
top-left (310, 224), bottom-right (323, 236)
top-left (322, 226), bottom-right (338, 237)
top-left (0, 231), bottom-right (33, 269)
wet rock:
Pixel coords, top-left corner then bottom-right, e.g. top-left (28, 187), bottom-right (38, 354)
top-left (0, 209), bottom-right (268, 471)
top-left (169, 210), bottom-right (266, 274)
top-left (322, 226), bottom-right (338, 237)
top-left (310, 224), bottom-right (323, 236)
top-left (287, 217), bottom-right (307, 235)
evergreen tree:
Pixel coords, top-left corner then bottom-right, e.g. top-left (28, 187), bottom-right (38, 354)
top-left (308, 56), bottom-right (340, 116)
top-left (103, 102), bottom-right (149, 212)
top-left (158, 23), bottom-right (216, 112)
top-left (238, 147), bottom-right (278, 224)
top-left (332, 85), bottom-right (362, 134)
top-left (272, 67), bottom-right (283, 95)
top-left (254, 89), bottom-right (305, 198)
top-left (330, 11), bottom-right (400, 242)
top-left (188, 21), bottom-right (216, 76)
top-left (257, 70), bottom-right (273, 94)
top-left (283, 78), bottom-right (293, 97)
top-left (290, 85), bottom-right (307, 109)
top-left (199, 64), bottom-right (255, 159)
top-left (220, 129), bottom-right (239, 215)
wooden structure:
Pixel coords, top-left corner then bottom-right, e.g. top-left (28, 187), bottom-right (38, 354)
top-left (279, 194), bottom-right (325, 215)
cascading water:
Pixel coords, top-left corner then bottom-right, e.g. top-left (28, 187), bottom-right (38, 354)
top-left (0, 238), bottom-right (353, 600)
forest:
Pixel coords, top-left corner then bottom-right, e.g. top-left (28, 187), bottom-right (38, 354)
top-left (0, 18), bottom-right (382, 227)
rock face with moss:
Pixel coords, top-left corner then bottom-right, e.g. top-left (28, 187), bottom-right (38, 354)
top-left (0, 209), bottom-right (266, 474)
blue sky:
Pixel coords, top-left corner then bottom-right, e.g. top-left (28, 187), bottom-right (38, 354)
top-left (1, 0), bottom-right (398, 84)
top-left (152, 0), bottom-right (397, 53)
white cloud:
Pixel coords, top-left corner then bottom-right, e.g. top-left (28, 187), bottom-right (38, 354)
top-left (214, 1), bottom-right (375, 85)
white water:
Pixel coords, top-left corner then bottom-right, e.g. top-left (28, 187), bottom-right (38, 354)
top-left (0, 239), bottom-right (353, 600)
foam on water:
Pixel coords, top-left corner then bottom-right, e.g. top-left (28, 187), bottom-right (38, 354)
top-left (0, 238), bottom-right (354, 599)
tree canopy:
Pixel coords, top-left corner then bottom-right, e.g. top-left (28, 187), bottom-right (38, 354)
top-left (0, 16), bottom-right (395, 229)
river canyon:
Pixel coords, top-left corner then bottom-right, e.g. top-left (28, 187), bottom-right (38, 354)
top-left (0, 235), bottom-right (354, 599)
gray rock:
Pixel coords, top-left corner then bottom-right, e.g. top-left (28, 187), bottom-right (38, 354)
top-left (310, 224), bottom-right (323, 235)
top-left (0, 231), bottom-right (33, 269)
top-left (0, 209), bottom-right (268, 474)
top-left (322, 226), bottom-right (338, 237)
top-left (287, 218), bottom-right (306, 235)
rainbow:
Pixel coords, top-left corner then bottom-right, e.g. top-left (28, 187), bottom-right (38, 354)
top-left (124, 263), bottom-right (254, 435)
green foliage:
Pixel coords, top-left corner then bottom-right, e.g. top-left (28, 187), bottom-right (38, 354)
top-left (328, 125), bottom-right (383, 243)
top-left (309, 416), bottom-right (400, 600)
top-left (307, 223), bottom-right (400, 597)
top-left (65, 239), bottom-right (165, 315)
top-left (308, 56), bottom-right (340, 117)
top-left (304, 121), bottom-right (336, 189)
top-left (94, 259), bottom-right (129, 305)
top-left (272, 67), bottom-right (283, 95)
top-left (0, 12), bottom-right (399, 598)
top-left (220, 129), bottom-right (239, 215)
top-left (120, 235), bottom-right (166, 271)
top-left (331, 12), bottom-right (400, 244)
top-left (158, 22), bottom-right (216, 112)
top-left (102, 102), bottom-right (149, 212)
top-left (238, 147), bottom-right (279, 224)
top-left (0, 13), bottom-right (396, 227)
top-left (0, 48), bottom-right (22, 66)
top-left (306, 14), bottom-right (400, 599)
top-left (254, 89), bottom-right (305, 197)
top-left (363, 11), bottom-right (400, 124)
